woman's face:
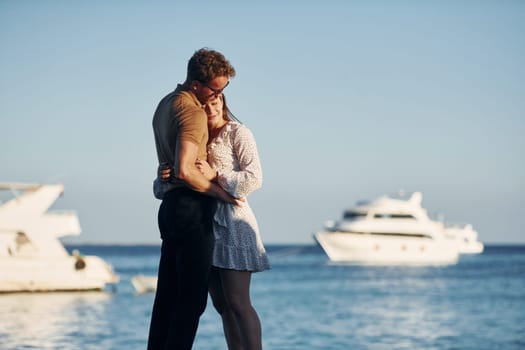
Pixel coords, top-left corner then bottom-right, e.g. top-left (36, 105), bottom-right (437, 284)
top-left (204, 96), bottom-right (225, 129)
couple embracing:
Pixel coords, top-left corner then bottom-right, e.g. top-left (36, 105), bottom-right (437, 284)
top-left (148, 48), bottom-right (270, 350)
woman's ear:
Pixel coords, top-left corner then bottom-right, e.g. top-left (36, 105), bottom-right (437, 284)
top-left (190, 80), bottom-right (199, 91)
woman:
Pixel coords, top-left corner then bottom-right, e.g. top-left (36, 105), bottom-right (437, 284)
top-left (155, 94), bottom-right (270, 350)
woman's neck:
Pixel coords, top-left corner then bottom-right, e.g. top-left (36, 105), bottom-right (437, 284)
top-left (209, 120), bottom-right (228, 140)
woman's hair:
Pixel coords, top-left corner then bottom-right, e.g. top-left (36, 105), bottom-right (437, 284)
top-left (221, 94), bottom-right (241, 124)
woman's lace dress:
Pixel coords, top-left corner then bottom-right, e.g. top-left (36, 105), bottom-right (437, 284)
top-left (209, 122), bottom-right (270, 272)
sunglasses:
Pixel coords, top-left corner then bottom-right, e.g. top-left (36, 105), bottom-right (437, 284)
top-left (200, 80), bottom-right (230, 98)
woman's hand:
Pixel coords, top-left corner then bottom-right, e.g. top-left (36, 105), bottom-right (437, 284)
top-left (195, 158), bottom-right (217, 181)
top-left (158, 163), bottom-right (171, 181)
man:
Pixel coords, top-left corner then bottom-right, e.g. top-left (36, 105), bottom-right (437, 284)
top-left (148, 48), bottom-right (241, 350)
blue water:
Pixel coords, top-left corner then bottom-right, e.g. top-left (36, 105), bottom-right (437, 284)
top-left (0, 245), bottom-right (524, 350)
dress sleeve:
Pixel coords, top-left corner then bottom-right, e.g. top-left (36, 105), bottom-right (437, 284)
top-left (217, 125), bottom-right (263, 198)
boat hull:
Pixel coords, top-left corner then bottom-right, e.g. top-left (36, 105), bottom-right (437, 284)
top-left (458, 242), bottom-right (484, 254)
top-left (314, 231), bottom-right (459, 265)
top-left (0, 255), bottom-right (118, 293)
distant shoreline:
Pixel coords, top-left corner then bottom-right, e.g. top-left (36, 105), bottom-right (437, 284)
top-left (63, 242), bottom-right (525, 248)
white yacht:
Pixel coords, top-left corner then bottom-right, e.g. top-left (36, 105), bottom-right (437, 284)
top-left (0, 182), bottom-right (119, 292)
top-left (314, 192), bottom-right (481, 265)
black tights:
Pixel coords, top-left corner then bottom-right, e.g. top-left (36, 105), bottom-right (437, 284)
top-left (147, 188), bottom-right (216, 350)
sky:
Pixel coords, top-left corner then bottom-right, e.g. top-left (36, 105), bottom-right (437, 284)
top-left (1, 1), bottom-right (524, 245)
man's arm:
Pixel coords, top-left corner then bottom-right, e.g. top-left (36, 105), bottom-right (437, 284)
top-left (174, 139), bottom-right (243, 205)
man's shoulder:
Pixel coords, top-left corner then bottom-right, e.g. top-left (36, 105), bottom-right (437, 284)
top-left (173, 89), bottom-right (201, 109)
top-left (156, 86), bottom-right (197, 108)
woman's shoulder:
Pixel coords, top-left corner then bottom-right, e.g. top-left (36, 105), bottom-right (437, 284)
top-left (225, 121), bottom-right (243, 131)
top-left (226, 121), bottom-right (253, 138)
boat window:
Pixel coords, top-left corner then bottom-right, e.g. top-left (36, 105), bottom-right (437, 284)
top-left (343, 211), bottom-right (366, 219)
top-left (369, 232), bottom-right (430, 238)
top-left (392, 214), bottom-right (415, 219)
top-left (337, 231), bottom-right (432, 239)
top-left (373, 214), bottom-right (415, 219)
top-left (16, 231), bottom-right (31, 246)
top-left (15, 231), bottom-right (35, 249)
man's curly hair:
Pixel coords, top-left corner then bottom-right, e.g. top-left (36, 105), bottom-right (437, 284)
top-left (187, 48), bottom-right (236, 84)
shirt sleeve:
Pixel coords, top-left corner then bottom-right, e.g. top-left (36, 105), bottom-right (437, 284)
top-left (217, 126), bottom-right (263, 198)
top-left (174, 94), bottom-right (207, 146)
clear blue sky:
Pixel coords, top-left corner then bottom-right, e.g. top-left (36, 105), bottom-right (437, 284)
top-left (1, 1), bottom-right (524, 244)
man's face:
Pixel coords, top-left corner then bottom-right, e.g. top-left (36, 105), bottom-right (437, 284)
top-left (194, 76), bottom-right (229, 104)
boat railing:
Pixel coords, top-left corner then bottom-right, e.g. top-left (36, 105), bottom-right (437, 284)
top-left (46, 210), bottom-right (78, 216)
top-left (324, 220), bottom-right (337, 230)
top-left (444, 222), bottom-right (471, 229)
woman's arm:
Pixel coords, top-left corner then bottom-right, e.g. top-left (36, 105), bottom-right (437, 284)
top-left (217, 125), bottom-right (263, 198)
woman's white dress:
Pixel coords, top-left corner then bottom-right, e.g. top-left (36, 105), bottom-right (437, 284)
top-left (209, 122), bottom-right (270, 272)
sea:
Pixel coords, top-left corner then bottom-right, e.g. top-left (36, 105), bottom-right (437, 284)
top-left (0, 244), bottom-right (524, 350)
